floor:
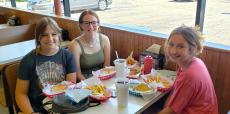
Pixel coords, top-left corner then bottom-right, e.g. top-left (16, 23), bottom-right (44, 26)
top-left (0, 104), bottom-right (9, 114)
top-left (0, 75), bottom-right (9, 114)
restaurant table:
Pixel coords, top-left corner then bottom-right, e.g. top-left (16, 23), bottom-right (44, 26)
top-left (43, 70), bottom-right (176, 114)
top-left (0, 39), bottom-right (70, 71)
top-left (80, 77), bottom-right (167, 114)
top-left (0, 24), bottom-right (11, 29)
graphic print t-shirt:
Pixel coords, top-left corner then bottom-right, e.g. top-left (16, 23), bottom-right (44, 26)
top-left (19, 48), bottom-right (76, 103)
top-left (18, 48), bottom-right (76, 112)
top-left (36, 61), bottom-right (65, 86)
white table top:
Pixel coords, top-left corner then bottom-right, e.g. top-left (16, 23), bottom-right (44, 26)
top-left (0, 40), bottom-right (35, 66)
top-left (77, 77), bottom-right (167, 114)
top-left (44, 75), bottom-right (171, 114)
top-left (0, 24), bottom-right (11, 29)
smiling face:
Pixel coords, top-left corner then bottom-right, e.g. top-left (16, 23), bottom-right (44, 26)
top-left (80, 14), bottom-right (99, 34)
top-left (166, 34), bottom-right (193, 66)
top-left (39, 25), bottom-right (59, 51)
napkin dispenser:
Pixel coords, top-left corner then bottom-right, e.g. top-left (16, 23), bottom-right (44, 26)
top-left (139, 44), bottom-right (165, 69)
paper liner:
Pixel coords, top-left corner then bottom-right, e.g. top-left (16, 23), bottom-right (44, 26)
top-left (92, 66), bottom-right (116, 80)
top-left (141, 72), bottom-right (173, 93)
top-left (42, 81), bottom-right (75, 98)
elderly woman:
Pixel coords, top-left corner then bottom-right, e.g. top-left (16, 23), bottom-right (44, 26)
top-left (159, 26), bottom-right (218, 114)
top-left (15, 17), bottom-right (77, 114)
top-left (69, 9), bottom-right (111, 80)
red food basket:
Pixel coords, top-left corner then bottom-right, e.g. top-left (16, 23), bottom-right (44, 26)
top-left (98, 73), bottom-right (116, 80)
top-left (42, 81), bottom-right (75, 98)
top-left (89, 89), bottom-right (112, 102)
top-left (92, 67), bottom-right (116, 80)
top-left (157, 87), bottom-right (172, 93)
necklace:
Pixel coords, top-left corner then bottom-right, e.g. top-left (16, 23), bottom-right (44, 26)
top-left (84, 38), bottom-right (98, 48)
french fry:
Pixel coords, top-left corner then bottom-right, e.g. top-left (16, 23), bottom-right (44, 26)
top-left (156, 75), bottom-right (160, 83)
top-left (126, 51), bottom-right (136, 65)
top-left (85, 84), bottom-right (107, 96)
top-left (146, 75), bottom-right (171, 88)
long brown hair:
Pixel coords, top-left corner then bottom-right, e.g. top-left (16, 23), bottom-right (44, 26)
top-left (35, 17), bottom-right (62, 53)
top-left (78, 9), bottom-right (100, 31)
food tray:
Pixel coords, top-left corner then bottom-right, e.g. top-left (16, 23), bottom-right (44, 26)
top-left (128, 83), bottom-right (154, 97)
top-left (92, 66), bottom-right (116, 80)
top-left (127, 73), bottom-right (140, 79)
top-left (89, 88), bottom-right (112, 102)
top-left (129, 89), bottom-right (142, 97)
top-left (127, 61), bottom-right (138, 68)
top-left (141, 73), bottom-right (173, 92)
top-left (127, 66), bottom-right (141, 79)
top-left (42, 81), bottom-right (74, 98)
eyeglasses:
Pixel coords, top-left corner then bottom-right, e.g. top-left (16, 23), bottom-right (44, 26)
top-left (82, 21), bottom-right (98, 26)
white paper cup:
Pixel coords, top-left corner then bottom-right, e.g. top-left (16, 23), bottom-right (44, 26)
top-left (116, 80), bottom-right (129, 108)
top-left (114, 59), bottom-right (127, 79)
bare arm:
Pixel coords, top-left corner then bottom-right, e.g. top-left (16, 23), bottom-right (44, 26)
top-left (69, 41), bottom-right (85, 81)
top-left (102, 35), bottom-right (111, 67)
top-left (15, 79), bottom-right (34, 114)
top-left (158, 107), bottom-right (176, 114)
top-left (164, 92), bottom-right (172, 108)
top-left (66, 72), bottom-right (77, 83)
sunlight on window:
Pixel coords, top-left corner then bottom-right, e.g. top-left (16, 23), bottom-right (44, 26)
top-left (0, 0), bottom-right (11, 7)
top-left (16, 0), bottom-right (55, 14)
top-left (71, 0), bottom-right (196, 37)
top-left (204, 0), bottom-right (230, 46)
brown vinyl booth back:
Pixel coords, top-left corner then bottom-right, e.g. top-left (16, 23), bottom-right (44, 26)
top-left (2, 62), bottom-right (20, 113)
top-left (0, 24), bottom-right (35, 46)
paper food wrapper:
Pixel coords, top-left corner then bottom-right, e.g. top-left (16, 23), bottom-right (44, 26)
top-left (65, 89), bottom-right (91, 103)
top-left (76, 76), bottom-right (103, 88)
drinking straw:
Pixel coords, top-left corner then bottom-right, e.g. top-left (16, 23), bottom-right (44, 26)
top-left (129, 51), bottom-right (133, 57)
top-left (115, 50), bottom-right (119, 61)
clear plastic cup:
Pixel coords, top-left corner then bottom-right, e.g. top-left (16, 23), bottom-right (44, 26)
top-left (115, 79), bottom-right (129, 108)
top-left (114, 59), bottom-right (127, 79)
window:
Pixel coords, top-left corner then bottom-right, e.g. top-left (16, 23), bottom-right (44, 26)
top-left (0, 0), bottom-right (12, 7)
top-left (204, 0), bottom-right (230, 46)
top-left (15, 0), bottom-right (27, 10)
top-left (71, 0), bottom-right (197, 36)
top-left (3, 0), bottom-right (229, 46)
top-left (16, 0), bottom-right (56, 15)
